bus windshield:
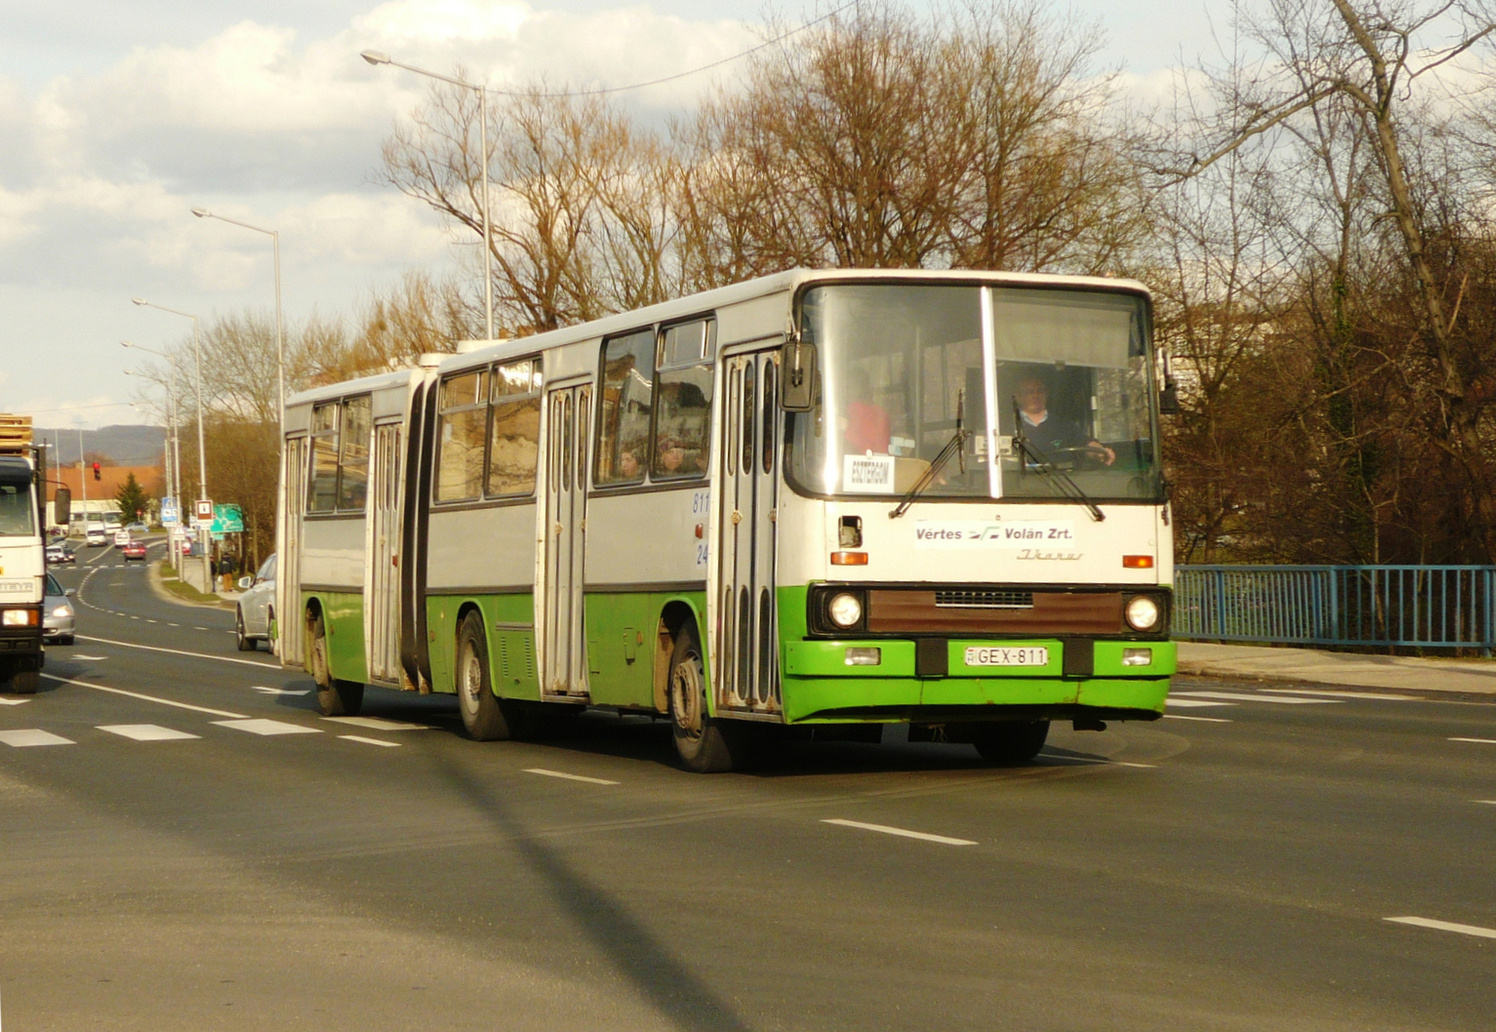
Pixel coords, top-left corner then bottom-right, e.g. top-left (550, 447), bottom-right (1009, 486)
top-left (787, 283), bottom-right (1162, 503)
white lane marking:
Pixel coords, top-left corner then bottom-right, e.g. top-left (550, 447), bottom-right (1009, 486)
top-left (146, 619), bottom-right (158, 624)
top-left (193, 626), bottom-right (208, 631)
top-left (1259, 688), bottom-right (1414, 701)
top-left (76, 635), bottom-right (279, 669)
top-left (323, 716), bottom-right (431, 731)
top-left (1474, 800), bottom-right (1496, 806)
top-left (0, 729), bottom-right (75, 747)
top-left (1171, 691), bottom-right (1340, 705)
top-left (339, 734), bottom-right (400, 748)
top-left (73, 654), bottom-right (108, 661)
top-left (822, 818), bottom-right (976, 846)
top-left (212, 718), bottom-right (321, 736)
top-left (167, 623), bottom-right (180, 627)
top-left (1162, 713), bottom-right (1233, 723)
top-left (1449, 737), bottom-right (1496, 745)
top-left (41, 674), bottom-right (249, 718)
top-left (253, 686), bottom-right (310, 697)
top-left (98, 724), bottom-right (201, 742)
top-left (1385, 916), bottom-right (1496, 941)
top-left (524, 767), bottom-right (620, 786)
top-left (0, 698), bottom-right (31, 706)
top-left (1165, 698), bottom-right (1237, 708)
top-left (1113, 761), bottom-right (1157, 768)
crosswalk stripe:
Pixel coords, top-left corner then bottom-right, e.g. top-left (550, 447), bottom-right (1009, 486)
top-left (212, 718), bottom-right (321, 736)
top-left (0, 729), bottom-right (74, 747)
top-left (1171, 691), bottom-right (1340, 705)
top-left (98, 724), bottom-right (200, 742)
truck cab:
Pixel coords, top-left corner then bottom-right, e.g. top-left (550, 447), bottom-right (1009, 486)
top-left (0, 455), bottom-right (44, 693)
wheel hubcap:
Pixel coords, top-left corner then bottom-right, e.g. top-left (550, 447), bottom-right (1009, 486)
top-left (671, 650), bottom-right (704, 739)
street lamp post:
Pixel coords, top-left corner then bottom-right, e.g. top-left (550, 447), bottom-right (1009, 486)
top-left (121, 342), bottom-right (183, 520)
top-left (132, 298), bottom-right (212, 590)
top-left (188, 207), bottom-right (285, 431)
top-left (361, 48), bottom-right (495, 341)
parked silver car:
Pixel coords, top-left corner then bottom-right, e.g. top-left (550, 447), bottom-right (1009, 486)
top-left (235, 553), bottom-right (276, 652)
top-left (43, 573), bottom-right (75, 645)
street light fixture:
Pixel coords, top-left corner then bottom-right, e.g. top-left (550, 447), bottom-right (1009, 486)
top-left (362, 48), bottom-right (495, 340)
top-left (132, 297), bottom-right (212, 588)
top-left (121, 342), bottom-right (183, 518)
top-left (189, 207), bottom-right (285, 433)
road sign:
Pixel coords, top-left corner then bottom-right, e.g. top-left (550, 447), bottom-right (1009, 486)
top-left (210, 504), bottom-right (244, 535)
top-left (160, 496), bottom-right (178, 527)
top-left (195, 499), bottom-right (214, 521)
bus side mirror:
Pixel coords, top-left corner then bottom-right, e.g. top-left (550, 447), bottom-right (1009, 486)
top-left (781, 340), bottom-right (816, 411)
top-left (1159, 376), bottom-right (1180, 416)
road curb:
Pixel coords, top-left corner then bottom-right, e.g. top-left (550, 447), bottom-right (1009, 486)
top-left (147, 551), bottom-right (234, 611)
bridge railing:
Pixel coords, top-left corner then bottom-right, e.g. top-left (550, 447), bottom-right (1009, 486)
top-left (1172, 565), bottom-right (1496, 656)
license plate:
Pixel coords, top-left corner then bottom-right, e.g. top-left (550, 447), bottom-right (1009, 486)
top-left (963, 646), bottom-right (1049, 667)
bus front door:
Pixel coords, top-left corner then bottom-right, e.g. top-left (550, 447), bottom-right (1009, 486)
top-left (715, 346), bottom-right (781, 717)
top-left (542, 382), bottom-right (592, 698)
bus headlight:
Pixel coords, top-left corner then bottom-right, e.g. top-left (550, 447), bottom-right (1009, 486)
top-left (828, 592), bottom-right (863, 629)
top-left (1124, 595), bottom-right (1161, 632)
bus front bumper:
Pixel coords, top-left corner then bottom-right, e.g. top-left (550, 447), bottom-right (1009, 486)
top-left (778, 638), bottom-right (1173, 723)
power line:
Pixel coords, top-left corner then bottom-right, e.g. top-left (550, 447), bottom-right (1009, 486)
top-left (485, 0), bottom-right (861, 99)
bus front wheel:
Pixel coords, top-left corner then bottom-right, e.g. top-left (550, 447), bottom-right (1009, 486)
top-left (308, 611), bottom-right (364, 717)
top-left (668, 623), bottom-right (743, 773)
top-left (456, 612), bottom-right (512, 741)
top-left (970, 720), bottom-right (1050, 764)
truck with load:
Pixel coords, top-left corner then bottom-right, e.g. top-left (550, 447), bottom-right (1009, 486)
top-left (0, 416), bottom-right (44, 693)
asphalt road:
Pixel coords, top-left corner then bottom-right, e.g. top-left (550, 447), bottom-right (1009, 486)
top-left (1, 544), bottom-right (1493, 1031)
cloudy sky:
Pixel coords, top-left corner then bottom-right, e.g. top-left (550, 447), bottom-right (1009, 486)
top-left (2, 0), bottom-right (1211, 431)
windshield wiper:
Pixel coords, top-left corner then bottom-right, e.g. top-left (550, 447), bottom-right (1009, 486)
top-left (1010, 398), bottom-right (1105, 522)
top-left (890, 391), bottom-right (969, 519)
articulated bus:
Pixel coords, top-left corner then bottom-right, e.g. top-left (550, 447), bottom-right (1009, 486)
top-left (276, 269), bottom-right (1174, 771)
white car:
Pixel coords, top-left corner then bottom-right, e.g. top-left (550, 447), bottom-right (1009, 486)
top-left (114, 529), bottom-right (131, 547)
top-left (84, 523), bottom-right (107, 547)
top-left (235, 553), bottom-right (277, 652)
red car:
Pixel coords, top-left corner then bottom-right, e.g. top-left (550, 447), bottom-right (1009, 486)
top-left (122, 541), bottom-right (148, 562)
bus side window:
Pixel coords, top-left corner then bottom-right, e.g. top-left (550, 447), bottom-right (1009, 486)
top-left (308, 401), bottom-right (339, 513)
top-left (653, 318), bottom-right (714, 480)
top-left (337, 394), bottom-right (371, 512)
top-left (435, 370), bottom-right (488, 502)
top-left (488, 358), bottom-right (541, 497)
top-left (596, 329), bottom-right (655, 486)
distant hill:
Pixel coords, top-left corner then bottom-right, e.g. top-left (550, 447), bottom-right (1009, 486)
top-left (33, 425), bottom-right (167, 466)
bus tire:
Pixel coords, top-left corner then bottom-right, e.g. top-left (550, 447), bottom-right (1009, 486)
top-left (456, 612), bottom-right (510, 741)
top-left (309, 611), bottom-right (364, 717)
top-left (668, 622), bottom-right (742, 773)
top-left (971, 720), bottom-right (1050, 764)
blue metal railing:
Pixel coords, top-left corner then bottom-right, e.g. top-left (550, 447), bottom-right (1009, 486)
top-left (1173, 565), bottom-right (1496, 655)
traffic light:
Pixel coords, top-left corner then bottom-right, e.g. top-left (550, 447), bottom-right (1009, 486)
top-left (92, 462), bottom-right (101, 481)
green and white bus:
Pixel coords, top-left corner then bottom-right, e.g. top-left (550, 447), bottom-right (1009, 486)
top-left (276, 269), bottom-right (1174, 771)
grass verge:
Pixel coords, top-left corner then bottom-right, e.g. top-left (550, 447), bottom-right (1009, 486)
top-left (155, 561), bottom-right (227, 606)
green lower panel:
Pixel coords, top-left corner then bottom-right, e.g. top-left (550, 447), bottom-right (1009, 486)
top-left (305, 591), bottom-right (366, 684)
top-left (425, 593), bottom-right (539, 700)
top-left (584, 590), bottom-right (706, 708)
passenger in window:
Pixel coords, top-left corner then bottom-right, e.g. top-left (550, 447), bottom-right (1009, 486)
top-left (618, 449), bottom-right (640, 479)
top-left (657, 437), bottom-right (685, 475)
top-left (1014, 374), bottom-right (1115, 465)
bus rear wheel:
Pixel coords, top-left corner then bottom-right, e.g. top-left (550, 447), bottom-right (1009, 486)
top-left (308, 611), bottom-right (363, 717)
top-left (970, 720), bottom-right (1050, 764)
top-left (456, 612), bottom-right (512, 741)
top-left (668, 623), bottom-right (745, 773)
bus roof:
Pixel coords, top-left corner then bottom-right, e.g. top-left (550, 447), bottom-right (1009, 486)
top-left (437, 267), bottom-right (1151, 373)
top-left (284, 366), bottom-right (427, 410)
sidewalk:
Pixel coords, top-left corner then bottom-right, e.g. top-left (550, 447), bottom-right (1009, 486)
top-left (1177, 641), bottom-right (1496, 696)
